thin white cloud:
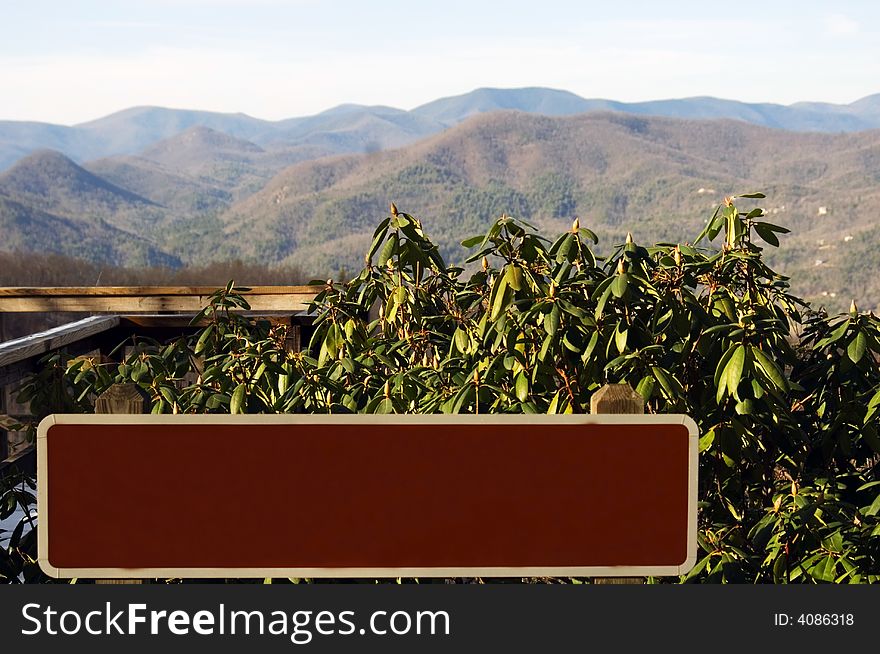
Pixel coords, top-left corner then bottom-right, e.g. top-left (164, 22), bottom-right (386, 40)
top-left (827, 13), bottom-right (860, 36)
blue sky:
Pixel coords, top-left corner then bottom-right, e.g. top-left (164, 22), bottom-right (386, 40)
top-left (1, 0), bottom-right (878, 124)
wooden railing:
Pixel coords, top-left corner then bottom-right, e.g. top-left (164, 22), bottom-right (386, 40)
top-left (0, 286), bottom-right (318, 467)
top-left (0, 286), bottom-right (317, 313)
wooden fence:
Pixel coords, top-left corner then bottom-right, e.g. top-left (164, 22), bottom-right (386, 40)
top-left (0, 286), bottom-right (317, 468)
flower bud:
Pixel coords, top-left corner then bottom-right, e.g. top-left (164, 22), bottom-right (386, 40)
top-left (571, 217), bottom-right (580, 233)
top-left (390, 202), bottom-right (399, 216)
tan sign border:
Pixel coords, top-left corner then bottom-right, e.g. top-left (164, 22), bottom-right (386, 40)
top-left (37, 413), bottom-right (699, 579)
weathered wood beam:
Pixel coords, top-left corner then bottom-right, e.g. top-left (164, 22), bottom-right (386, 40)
top-left (0, 286), bottom-right (316, 296)
top-left (0, 286), bottom-right (318, 313)
top-left (0, 316), bottom-right (120, 369)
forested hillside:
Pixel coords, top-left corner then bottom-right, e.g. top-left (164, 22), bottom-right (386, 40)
top-left (2, 110), bottom-right (880, 312)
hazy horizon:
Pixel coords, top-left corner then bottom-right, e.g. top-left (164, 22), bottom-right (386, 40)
top-left (3, 84), bottom-right (879, 128)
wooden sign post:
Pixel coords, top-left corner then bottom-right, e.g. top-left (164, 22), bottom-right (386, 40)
top-left (592, 383), bottom-right (646, 585)
top-left (37, 409), bottom-right (698, 579)
top-left (94, 383), bottom-right (148, 585)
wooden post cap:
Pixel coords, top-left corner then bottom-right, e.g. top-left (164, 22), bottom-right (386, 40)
top-left (590, 383), bottom-right (644, 415)
top-left (94, 383), bottom-right (149, 415)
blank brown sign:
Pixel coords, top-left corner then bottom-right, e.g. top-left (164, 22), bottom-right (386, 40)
top-left (37, 414), bottom-right (697, 578)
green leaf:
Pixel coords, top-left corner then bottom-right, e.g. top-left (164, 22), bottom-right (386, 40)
top-left (594, 279), bottom-right (615, 320)
top-left (809, 556), bottom-right (837, 583)
top-left (367, 222), bottom-right (391, 260)
top-left (823, 531), bottom-right (844, 554)
top-left (847, 331), bottom-right (867, 363)
top-left (614, 321), bottom-right (628, 354)
top-left (515, 372), bottom-right (529, 402)
top-left (635, 375), bottom-right (655, 401)
top-left (714, 344), bottom-right (737, 389)
top-left (577, 227), bottom-right (599, 244)
top-left (562, 330), bottom-right (581, 353)
top-left (735, 398), bottom-right (754, 415)
top-left (194, 325), bottom-right (214, 355)
top-left (375, 397), bottom-right (395, 414)
top-left (547, 390), bottom-right (567, 414)
top-left (545, 304), bottom-right (560, 337)
top-left (756, 221), bottom-right (789, 233)
top-left (230, 383), bottom-right (246, 414)
top-left (864, 491), bottom-right (880, 517)
top-left (706, 210), bottom-right (725, 241)
top-left (611, 273), bottom-right (629, 299)
top-left (454, 326), bottom-right (470, 354)
top-left (582, 330), bottom-right (599, 362)
top-left (738, 192), bottom-right (766, 199)
top-left (539, 334), bottom-right (554, 362)
top-left (159, 386), bottom-right (176, 405)
top-left (698, 429), bottom-right (715, 453)
top-left (718, 345), bottom-right (745, 403)
top-left (555, 235), bottom-right (573, 263)
top-left (751, 347), bottom-right (787, 392)
top-left (491, 273), bottom-right (511, 321)
top-left (378, 235), bottom-right (397, 267)
top-left (384, 293), bottom-right (399, 323)
top-left (727, 345), bottom-right (747, 395)
top-left (506, 264), bottom-right (524, 291)
top-left (753, 222), bottom-right (779, 247)
top-left (651, 365), bottom-right (683, 400)
top-left (820, 320), bottom-right (850, 346)
top-left (460, 235), bottom-right (484, 248)
top-left (701, 324), bottom-right (735, 337)
top-left (451, 385), bottom-right (474, 414)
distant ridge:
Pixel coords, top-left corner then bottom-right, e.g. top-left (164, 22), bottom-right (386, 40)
top-left (0, 149), bottom-right (156, 210)
top-left (412, 87), bottom-right (880, 132)
top-left (2, 87), bottom-right (880, 171)
top-left (412, 87), bottom-right (598, 124)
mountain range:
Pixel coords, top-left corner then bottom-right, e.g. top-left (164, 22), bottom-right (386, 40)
top-left (4, 87), bottom-right (880, 172)
top-left (1, 87), bottom-right (880, 312)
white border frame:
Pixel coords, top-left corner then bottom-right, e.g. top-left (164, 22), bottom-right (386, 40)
top-left (37, 413), bottom-right (698, 579)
